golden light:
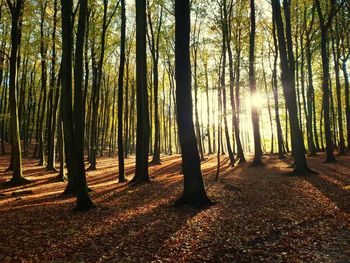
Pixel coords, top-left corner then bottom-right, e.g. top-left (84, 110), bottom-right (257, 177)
top-left (246, 92), bottom-right (266, 109)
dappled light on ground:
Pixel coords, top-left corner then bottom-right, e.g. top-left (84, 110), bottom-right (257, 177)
top-left (0, 153), bottom-right (349, 262)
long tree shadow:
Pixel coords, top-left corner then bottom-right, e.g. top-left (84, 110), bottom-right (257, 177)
top-left (305, 174), bottom-right (350, 213)
top-left (46, 202), bottom-right (204, 262)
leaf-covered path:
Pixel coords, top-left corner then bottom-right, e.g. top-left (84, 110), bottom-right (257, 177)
top-left (0, 153), bottom-right (349, 262)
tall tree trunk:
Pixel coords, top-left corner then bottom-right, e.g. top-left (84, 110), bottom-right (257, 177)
top-left (7, 0), bottom-right (30, 185)
top-left (61, 0), bottom-right (94, 210)
top-left (221, 1), bottom-right (235, 166)
top-left (38, 1), bottom-right (48, 166)
top-left (131, 0), bottom-right (150, 184)
top-left (331, 25), bottom-right (346, 155)
top-left (315, 0), bottom-right (336, 162)
top-left (88, 0), bottom-right (110, 170)
top-left (46, 0), bottom-right (59, 171)
top-left (148, 5), bottom-right (163, 165)
top-left (272, 0), bottom-right (310, 174)
top-left (341, 58), bottom-right (350, 149)
top-left (227, 18), bottom-right (245, 163)
top-left (271, 16), bottom-right (285, 159)
top-left (174, 0), bottom-right (212, 207)
top-left (117, 0), bottom-right (126, 182)
top-left (249, 0), bottom-right (263, 166)
top-left (305, 32), bottom-right (317, 155)
top-left (204, 63), bottom-right (212, 154)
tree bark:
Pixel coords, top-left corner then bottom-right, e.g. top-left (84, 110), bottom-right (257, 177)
top-left (6, 0), bottom-right (30, 185)
top-left (272, 0), bottom-right (311, 174)
top-left (174, 0), bottom-right (212, 207)
top-left (249, 0), bottom-right (263, 166)
top-left (117, 0), bottom-right (126, 182)
top-left (315, 0), bottom-right (336, 162)
top-left (131, 0), bottom-right (150, 184)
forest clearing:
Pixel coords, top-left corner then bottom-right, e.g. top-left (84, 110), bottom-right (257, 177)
top-left (0, 150), bottom-right (349, 262)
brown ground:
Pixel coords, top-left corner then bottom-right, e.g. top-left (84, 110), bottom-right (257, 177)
top-left (0, 151), bottom-right (349, 262)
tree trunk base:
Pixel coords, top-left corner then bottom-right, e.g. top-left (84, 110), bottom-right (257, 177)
top-left (75, 196), bottom-right (95, 212)
top-left (250, 158), bottom-right (264, 167)
top-left (278, 154), bottom-right (286, 159)
top-left (174, 192), bottom-right (213, 208)
top-left (149, 159), bottom-right (162, 165)
top-left (46, 166), bottom-right (58, 173)
top-left (290, 166), bottom-right (318, 176)
top-left (118, 176), bottom-right (128, 183)
top-left (52, 174), bottom-right (66, 182)
top-left (325, 156), bottom-right (337, 163)
top-left (4, 164), bottom-right (13, 172)
top-left (37, 161), bottom-right (47, 167)
top-left (6, 176), bottom-right (31, 187)
top-left (237, 155), bottom-right (246, 163)
top-left (86, 165), bottom-right (97, 171)
top-left (62, 184), bottom-right (75, 196)
top-left (129, 176), bottom-right (151, 186)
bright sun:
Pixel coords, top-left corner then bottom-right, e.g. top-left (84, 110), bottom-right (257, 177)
top-left (245, 93), bottom-right (266, 109)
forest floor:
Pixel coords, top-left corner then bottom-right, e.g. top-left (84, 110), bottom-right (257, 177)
top-left (0, 150), bottom-right (349, 262)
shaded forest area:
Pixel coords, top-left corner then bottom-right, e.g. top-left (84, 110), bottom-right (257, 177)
top-left (0, 0), bottom-right (349, 261)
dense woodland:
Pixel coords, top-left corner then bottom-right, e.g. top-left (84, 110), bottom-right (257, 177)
top-left (0, 0), bottom-right (349, 261)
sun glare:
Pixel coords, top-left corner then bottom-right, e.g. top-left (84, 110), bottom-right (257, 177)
top-left (246, 93), bottom-right (266, 109)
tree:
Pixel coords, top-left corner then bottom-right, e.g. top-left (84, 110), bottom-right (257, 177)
top-left (249, 0), bottom-right (263, 166)
top-left (226, 0), bottom-right (246, 163)
top-left (37, 0), bottom-right (48, 167)
top-left (272, 0), bottom-right (311, 174)
top-left (331, 19), bottom-right (346, 155)
top-left (270, 13), bottom-right (285, 159)
top-left (117, 0), bottom-right (126, 183)
top-left (148, 1), bottom-right (163, 165)
top-left (6, 0), bottom-right (30, 185)
top-left (175, 0), bottom-right (212, 207)
top-left (131, 0), bottom-right (150, 184)
top-left (88, 0), bottom-right (117, 170)
top-left (46, 0), bottom-right (59, 171)
top-left (221, 0), bottom-right (235, 166)
top-left (315, 0), bottom-right (338, 162)
top-left (61, 0), bottom-right (94, 210)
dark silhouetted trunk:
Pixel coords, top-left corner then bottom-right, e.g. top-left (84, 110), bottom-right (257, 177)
top-left (6, 0), bottom-right (30, 185)
top-left (61, 0), bottom-right (94, 210)
top-left (272, 0), bottom-right (310, 174)
top-left (315, 0), bottom-right (336, 162)
top-left (131, 0), bottom-right (150, 184)
top-left (117, 0), bottom-right (126, 182)
top-left (174, 0), bottom-right (212, 207)
top-left (249, 0), bottom-right (263, 166)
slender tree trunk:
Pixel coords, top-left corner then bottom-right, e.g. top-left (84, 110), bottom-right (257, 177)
top-left (46, 0), bottom-right (59, 171)
top-left (221, 2), bottom-right (235, 166)
top-left (175, 0), bottom-right (212, 207)
top-left (117, 0), bottom-right (126, 182)
top-left (342, 60), bottom-right (350, 149)
top-left (204, 63), bottom-right (212, 154)
top-left (305, 34), bottom-right (317, 155)
top-left (7, 0), bottom-right (30, 185)
top-left (38, 1), bottom-right (48, 166)
top-left (271, 17), bottom-right (285, 159)
top-left (315, 0), bottom-right (336, 162)
top-left (61, 0), bottom-right (94, 211)
top-left (131, 0), bottom-right (150, 184)
top-left (148, 6), bottom-right (163, 165)
top-left (272, 0), bottom-right (311, 174)
top-left (331, 26), bottom-right (346, 155)
top-left (249, 0), bottom-right (263, 166)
